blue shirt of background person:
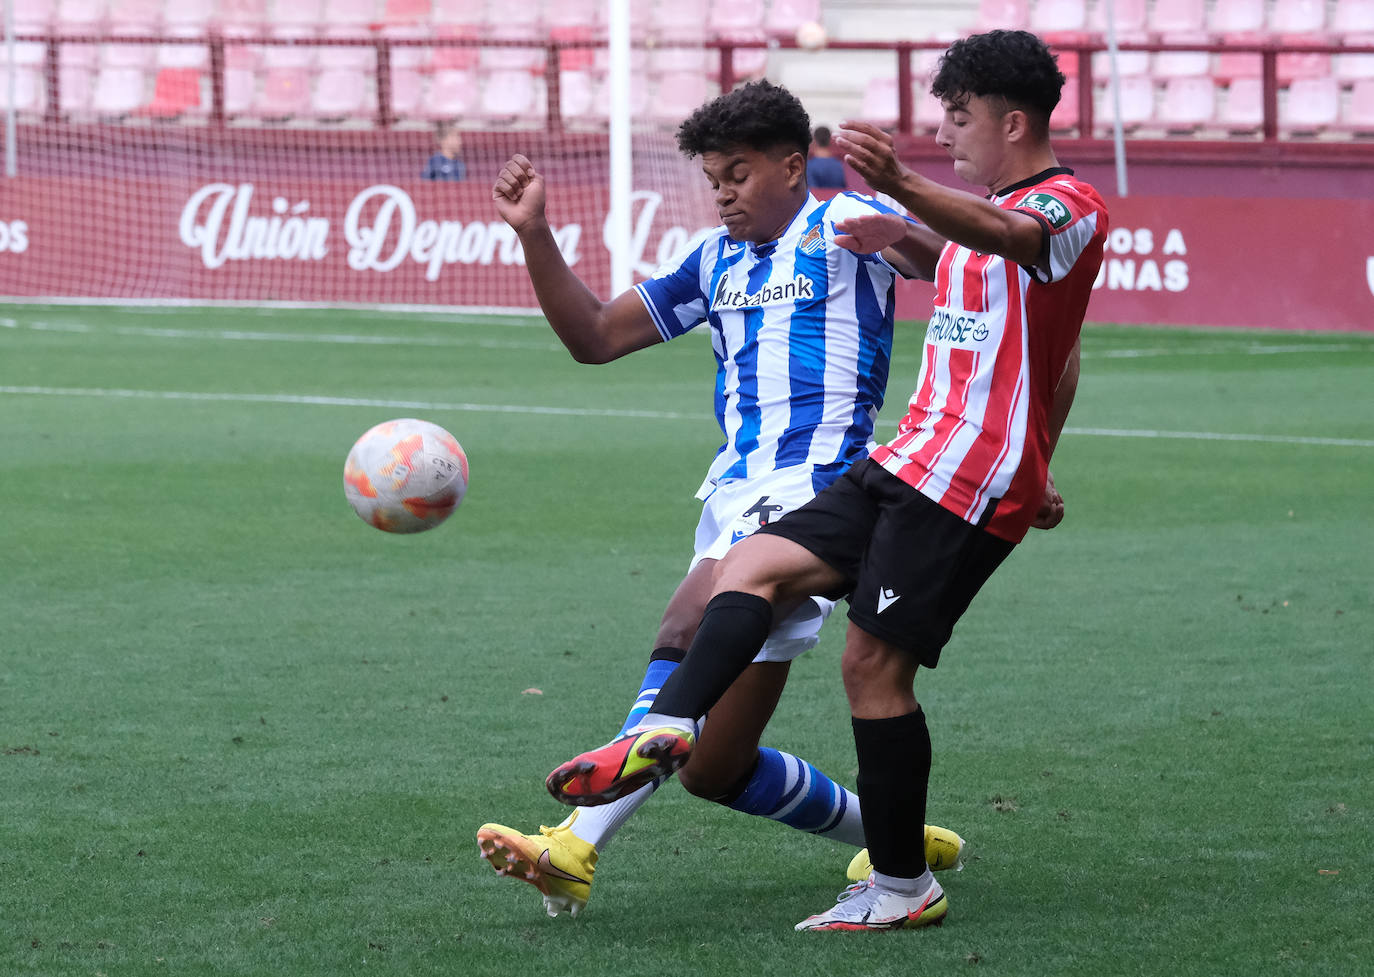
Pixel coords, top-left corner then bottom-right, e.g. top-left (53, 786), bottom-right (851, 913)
top-left (423, 121), bottom-right (467, 181)
top-left (806, 125), bottom-right (847, 189)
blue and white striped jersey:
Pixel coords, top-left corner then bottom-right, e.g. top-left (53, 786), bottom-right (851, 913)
top-left (635, 192), bottom-right (904, 497)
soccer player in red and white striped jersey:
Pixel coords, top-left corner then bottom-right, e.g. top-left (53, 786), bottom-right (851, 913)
top-left (547, 30), bottom-right (1108, 932)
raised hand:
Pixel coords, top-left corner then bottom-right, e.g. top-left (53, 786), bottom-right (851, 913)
top-left (833, 212), bottom-right (910, 254)
top-left (492, 153), bottom-right (547, 233)
top-left (833, 120), bottom-right (909, 197)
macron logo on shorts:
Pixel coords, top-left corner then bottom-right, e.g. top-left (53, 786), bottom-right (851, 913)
top-left (877, 588), bottom-right (901, 614)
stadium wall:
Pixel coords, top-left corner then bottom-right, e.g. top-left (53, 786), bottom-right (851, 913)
top-left (2, 126), bottom-right (1372, 331)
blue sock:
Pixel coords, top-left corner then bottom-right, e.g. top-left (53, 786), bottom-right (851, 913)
top-left (726, 748), bottom-right (865, 846)
top-left (617, 650), bottom-right (683, 736)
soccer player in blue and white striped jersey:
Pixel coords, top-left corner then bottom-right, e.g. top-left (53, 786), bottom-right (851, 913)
top-left (478, 80), bottom-right (964, 918)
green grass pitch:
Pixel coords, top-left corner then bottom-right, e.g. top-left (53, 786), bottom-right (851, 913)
top-left (1, 304), bottom-right (1371, 977)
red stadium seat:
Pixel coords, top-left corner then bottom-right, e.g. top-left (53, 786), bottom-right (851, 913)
top-left (651, 0), bottom-right (710, 38)
top-left (1209, 0), bottom-right (1265, 33)
top-left (551, 26), bottom-right (596, 72)
top-left (1096, 73), bottom-right (1154, 131)
top-left (557, 68), bottom-right (598, 123)
top-left (224, 67), bottom-right (257, 113)
top-left (163, 0), bottom-right (215, 30)
top-left (482, 22), bottom-right (545, 73)
top-left (13, 0), bottom-right (56, 31)
top-left (915, 87), bottom-right (946, 132)
top-left (1050, 86), bottom-right (1080, 132)
top-left (216, 0), bottom-right (269, 32)
top-left (381, 0), bottom-right (430, 24)
top-left (1090, 0), bottom-right (1149, 37)
top-left (56, 0), bottom-right (105, 33)
top-left (388, 67), bottom-right (425, 116)
top-left (648, 70), bottom-right (711, 123)
top-left (546, 0), bottom-right (603, 31)
top-left (1094, 50), bottom-right (1152, 79)
top-left (156, 29), bottom-right (210, 70)
top-left (1270, 0), bottom-right (1328, 34)
top-left (322, 0), bottom-right (378, 29)
top-left (430, 0), bottom-right (487, 26)
top-left (1152, 49), bottom-right (1211, 77)
top-left (433, 27), bottom-right (481, 70)
top-left (477, 68), bottom-right (539, 120)
top-left (319, 28), bottom-right (377, 70)
top-left (59, 64), bottom-right (94, 113)
top-left (144, 66), bottom-right (202, 116)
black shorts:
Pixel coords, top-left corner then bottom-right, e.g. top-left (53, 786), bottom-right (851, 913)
top-left (756, 458), bottom-right (1016, 668)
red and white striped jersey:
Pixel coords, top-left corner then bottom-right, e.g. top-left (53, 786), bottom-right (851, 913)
top-left (870, 168), bottom-right (1108, 543)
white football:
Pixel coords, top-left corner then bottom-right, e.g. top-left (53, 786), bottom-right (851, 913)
top-left (343, 418), bottom-right (468, 534)
top-left (795, 20), bottom-right (828, 50)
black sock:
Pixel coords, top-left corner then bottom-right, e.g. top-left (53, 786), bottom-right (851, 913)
top-left (649, 592), bottom-right (773, 719)
top-left (852, 710), bottom-right (932, 879)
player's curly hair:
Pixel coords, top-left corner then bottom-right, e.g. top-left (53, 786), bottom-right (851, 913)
top-left (931, 30), bottom-right (1065, 134)
top-left (676, 80), bottom-right (812, 159)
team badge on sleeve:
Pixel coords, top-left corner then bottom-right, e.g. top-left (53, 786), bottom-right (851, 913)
top-left (1019, 191), bottom-right (1073, 228)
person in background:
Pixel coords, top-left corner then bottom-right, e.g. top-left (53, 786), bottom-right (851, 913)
top-left (806, 125), bottom-right (847, 189)
top-left (423, 121), bottom-right (467, 181)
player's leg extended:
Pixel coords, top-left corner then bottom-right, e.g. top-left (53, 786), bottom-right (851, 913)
top-left (546, 534), bottom-right (842, 805)
top-left (478, 564), bottom-right (713, 916)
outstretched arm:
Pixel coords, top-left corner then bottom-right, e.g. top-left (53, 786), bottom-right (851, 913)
top-left (493, 154), bottom-right (660, 364)
top-left (835, 121), bottom-right (1046, 270)
top-left (833, 212), bottom-right (947, 281)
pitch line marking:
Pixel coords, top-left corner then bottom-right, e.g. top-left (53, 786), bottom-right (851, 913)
top-left (3, 386), bottom-right (1372, 448)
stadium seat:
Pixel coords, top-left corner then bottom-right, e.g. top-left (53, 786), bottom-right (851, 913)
top-left (224, 67), bottom-right (257, 113)
top-left (1149, 0), bottom-right (1207, 35)
top-left (1093, 49), bottom-right (1151, 79)
top-left (270, 0), bottom-right (327, 27)
top-left (381, 24), bottom-right (432, 70)
top-left (859, 76), bottom-right (899, 128)
top-left (430, 0), bottom-right (488, 27)
top-left (766, 0), bottom-right (823, 38)
top-left (654, 45), bottom-right (710, 74)
top-left (319, 28), bottom-right (377, 70)
top-left (1270, 0), bottom-right (1328, 34)
top-left (482, 22), bottom-right (545, 72)
top-left (1332, 0), bottom-right (1374, 34)
top-left (91, 66), bottom-right (148, 114)
top-left (1050, 87), bottom-right (1080, 132)
top-left (1214, 49), bottom-right (1264, 83)
top-left (1096, 73), bottom-right (1154, 131)
top-left (1030, 0), bottom-right (1089, 43)
top-left (1209, 0), bottom-right (1266, 38)
top-left (1280, 75), bottom-right (1341, 132)
top-left (381, 0), bottom-right (430, 23)
top-left (477, 67), bottom-right (538, 121)
top-left (551, 25), bottom-right (596, 72)
top-left (1152, 48), bottom-right (1211, 77)
top-left (425, 68), bottom-right (480, 118)
top-left (651, 0), bottom-right (711, 38)
top-left (587, 72), bottom-right (650, 122)
top-left (1089, 0), bottom-right (1149, 37)
top-left (1156, 75), bottom-right (1216, 129)
top-left (546, 0), bottom-right (603, 31)
top-left (388, 66), bottom-right (425, 116)
top-left (433, 26), bottom-right (481, 70)
top-left (1334, 45), bottom-right (1374, 81)
top-left (56, 0), bottom-right (104, 32)
top-left (156, 29), bottom-right (210, 70)
top-left (254, 66), bottom-right (313, 117)
top-left (12, 0), bottom-right (56, 31)
top-left (1277, 51), bottom-right (1334, 82)
top-left (163, 0), bottom-right (215, 29)
top-left (323, 0), bottom-right (378, 27)
top-left (724, 35), bottom-right (770, 81)
top-left (262, 28), bottom-right (317, 69)
top-left (648, 70), bottom-right (711, 123)
top-left (144, 66), bottom-right (202, 116)
top-left (557, 68), bottom-right (598, 123)
top-left (0, 67), bottom-right (43, 112)
top-left (0, 40), bottom-right (47, 68)
top-left (216, 0), bottom-right (269, 31)
top-left (978, 0), bottom-right (1031, 30)
top-left (1216, 77), bottom-right (1264, 131)
top-left (708, 0), bottom-right (765, 34)
top-left (59, 64), bottom-right (94, 113)
top-left (311, 67), bottom-right (372, 117)
top-left (1340, 77), bottom-right (1374, 132)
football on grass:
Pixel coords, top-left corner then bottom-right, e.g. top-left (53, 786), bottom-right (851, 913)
top-left (343, 418), bottom-right (468, 534)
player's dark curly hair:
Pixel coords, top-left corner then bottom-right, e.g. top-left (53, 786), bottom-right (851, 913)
top-left (931, 30), bottom-right (1065, 134)
top-left (676, 80), bottom-right (812, 159)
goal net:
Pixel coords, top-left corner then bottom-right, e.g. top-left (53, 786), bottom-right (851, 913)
top-left (0, 0), bottom-right (739, 311)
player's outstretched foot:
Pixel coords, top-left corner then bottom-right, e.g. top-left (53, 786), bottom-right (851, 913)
top-left (845, 824), bottom-right (968, 882)
top-left (546, 724), bottom-right (696, 806)
top-left (795, 874), bottom-right (947, 932)
top-left (476, 822), bottom-right (597, 918)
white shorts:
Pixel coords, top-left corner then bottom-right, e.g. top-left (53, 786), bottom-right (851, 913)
top-left (690, 466), bottom-right (839, 663)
